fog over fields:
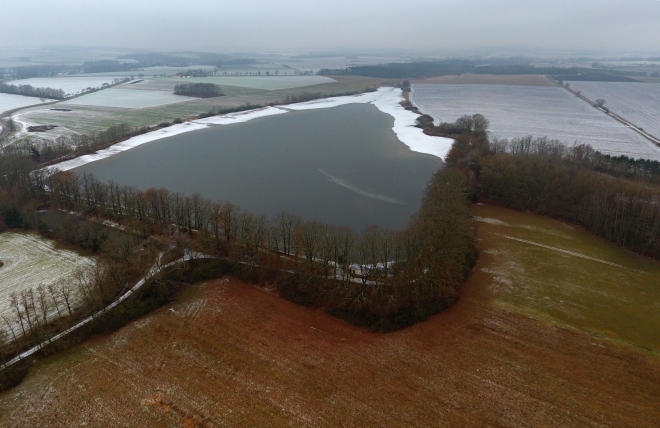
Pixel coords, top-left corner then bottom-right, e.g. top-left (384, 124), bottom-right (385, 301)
top-left (1, 0), bottom-right (660, 53)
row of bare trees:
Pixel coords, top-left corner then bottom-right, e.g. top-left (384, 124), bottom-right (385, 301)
top-left (447, 133), bottom-right (660, 259)
top-left (0, 264), bottom-right (108, 358)
top-left (29, 166), bottom-right (473, 330)
top-left (1, 136), bottom-right (477, 335)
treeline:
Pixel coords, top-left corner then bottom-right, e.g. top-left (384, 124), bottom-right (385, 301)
top-left (81, 60), bottom-right (139, 74)
top-left (1, 52), bottom-right (255, 79)
top-left (417, 113), bottom-right (490, 136)
top-left (174, 83), bottom-right (223, 98)
top-left (445, 131), bottom-right (660, 259)
top-left (0, 158), bottom-right (476, 332)
top-left (116, 52), bottom-right (254, 69)
top-left (62, 170), bottom-right (473, 330)
top-left (6, 64), bottom-right (66, 79)
top-left (319, 60), bottom-right (647, 81)
top-left (0, 83), bottom-right (65, 100)
top-left (2, 122), bottom-right (138, 168)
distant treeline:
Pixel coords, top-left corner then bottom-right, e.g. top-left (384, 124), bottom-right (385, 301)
top-left (174, 83), bottom-right (223, 98)
top-left (441, 125), bottom-right (660, 259)
top-left (0, 83), bottom-right (65, 100)
top-left (81, 60), bottom-right (139, 74)
top-left (116, 53), bottom-right (256, 69)
top-left (3, 64), bottom-right (66, 79)
top-left (319, 60), bottom-right (647, 81)
top-left (1, 52), bottom-right (259, 78)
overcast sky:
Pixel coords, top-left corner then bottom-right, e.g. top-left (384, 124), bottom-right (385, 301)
top-left (2, 0), bottom-right (660, 55)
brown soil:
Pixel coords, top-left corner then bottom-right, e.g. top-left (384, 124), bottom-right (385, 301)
top-left (1, 209), bottom-right (659, 427)
top-left (413, 74), bottom-right (555, 86)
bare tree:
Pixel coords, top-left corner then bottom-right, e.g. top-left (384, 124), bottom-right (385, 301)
top-left (275, 211), bottom-right (300, 256)
top-left (36, 284), bottom-right (51, 326)
top-left (472, 114), bottom-right (490, 132)
top-left (1, 315), bottom-right (18, 343)
top-left (9, 293), bottom-right (27, 337)
top-left (56, 280), bottom-right (74, 317)
top-left (47, 283), bottom-right (63, 318)
top-left (221, 201), bottom-right (239, 252)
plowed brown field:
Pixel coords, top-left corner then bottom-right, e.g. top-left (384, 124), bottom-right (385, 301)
top-left (1, 205), bottom-right (659, 427)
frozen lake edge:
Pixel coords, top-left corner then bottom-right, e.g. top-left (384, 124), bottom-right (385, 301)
top-left (48, 87), bottom-right (454, 173)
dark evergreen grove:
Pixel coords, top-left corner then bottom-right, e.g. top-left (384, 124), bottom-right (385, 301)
top-left (173, 83), bottom-right (223, 98)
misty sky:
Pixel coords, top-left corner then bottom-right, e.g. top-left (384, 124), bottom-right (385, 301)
top-left (2, 0), bottom-right (660, 54)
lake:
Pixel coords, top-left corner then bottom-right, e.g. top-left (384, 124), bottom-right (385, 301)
top-left (74, 103), bottom-right (443, 230)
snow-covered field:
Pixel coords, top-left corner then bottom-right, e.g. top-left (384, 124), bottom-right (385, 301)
top-left (411, 84), bottom-right (660, 161)
top-left (0, 93), bottom-right (48, 113)
top-left (48, 87), bottom-right (454, 172)
top-left (159, 75), bottom-right (336, 91)
top-left (61, 87), bottom-right (195, 109)
top-left (7, 76), bottom-right (121, 96)
top-left (566, 82), bottom-right (660, 140)
top-left (0, 232), bottom-right (95, 321)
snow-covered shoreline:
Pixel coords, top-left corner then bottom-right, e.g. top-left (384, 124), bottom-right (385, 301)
top-left (47, 87), bottom-right (453, 172)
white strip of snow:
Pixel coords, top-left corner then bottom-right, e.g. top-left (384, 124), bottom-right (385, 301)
top-left (46, 122), bottom-right (208, 172)
top-left (46, 87), bottom-right (452, 173)
top-left (372, 88), bottom-right (454, 160)
top-left (194, 106), bottom-right (288, 125)
top-left (282, 87), bottom-right (454, 159)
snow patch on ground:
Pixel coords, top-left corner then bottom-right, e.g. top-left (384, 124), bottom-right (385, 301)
top-left (194, 106), bottom-right (288, 125)
top-left (410, 83), bottom-right (660, 161)
top-left (0, 93), bottom-right (51, 113)
top-left (0, 232), bottom-right (95, 321)
top-left (61, 88), bottom-right (196, 109)
top-left (46, 87), bottom-right (452, 172)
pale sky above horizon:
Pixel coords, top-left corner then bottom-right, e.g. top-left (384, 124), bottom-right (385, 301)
top-left (2, 0), bottom-right (660, 55)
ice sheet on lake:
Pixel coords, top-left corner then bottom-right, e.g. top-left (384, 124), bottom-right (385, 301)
top-left (318, 169), bottom-right (406, 205)
top-left (410, 83), bottom-right (660, 161)
top-left (285, 87), bottom-right (454, 159)
top-left (47, 87), bottom-right (453, 172)
top-left (47, 122), bottom-right (209, 172)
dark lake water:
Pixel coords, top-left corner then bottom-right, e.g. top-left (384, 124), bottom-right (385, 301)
top-left (74, 104), bottom-right (443, 230)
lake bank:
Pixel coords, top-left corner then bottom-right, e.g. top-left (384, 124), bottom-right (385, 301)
top-left (72, 103), bottom-right (443, 230)
top-left (48, 87), bottom-right (453, 173)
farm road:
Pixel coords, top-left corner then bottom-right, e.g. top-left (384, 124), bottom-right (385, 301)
top-left (555, 78), bottom-right (660, 148)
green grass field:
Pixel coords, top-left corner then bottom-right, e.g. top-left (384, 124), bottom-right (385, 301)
top-left (473, 204), bottom-right (660, 353)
